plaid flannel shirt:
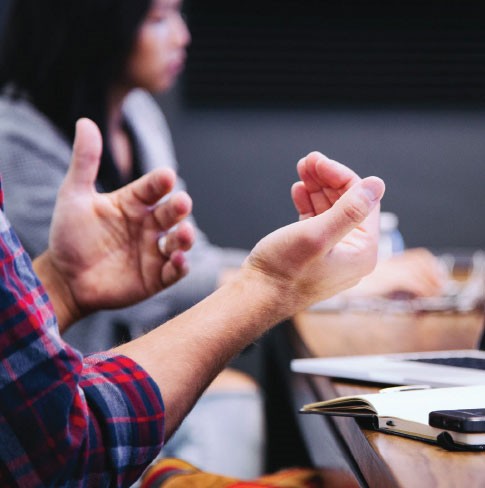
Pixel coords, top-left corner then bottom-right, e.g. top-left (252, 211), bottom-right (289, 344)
top-left (0, 177), bottom-right (165, 487)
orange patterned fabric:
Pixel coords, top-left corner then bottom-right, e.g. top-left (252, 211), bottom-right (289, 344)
top-left (141, 458), bottom-right (325, 488)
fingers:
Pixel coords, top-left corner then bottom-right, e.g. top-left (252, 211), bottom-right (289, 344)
top-left (128, 167), bottom-right (178, 206)
top-left (158, 223), bottom-right (194, 287)
top-left (312, 155), bottom-right (360, 190)
top-left (115, 168), bottom-right (179, 219)
top-left (297, 152), bottom-right (360, 192)
top-left (158, 221), bottom-right (195, 258)
top-left (308, 176), bottom-right (385, 250)
top-left (291, 152), bottom-right (385, 260)
top-left (152, 191), bottom-right (193, 231)
top-left (294, 152), bottom-right (362, 216)
top-left (291, 181), bottom-right (315, 220)
top-left (161, 250), bottom-right (190, 287)
top-left (63, 118), bottom-right (103, 193)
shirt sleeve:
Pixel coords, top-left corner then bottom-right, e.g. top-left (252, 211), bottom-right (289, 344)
top-left (0, 187), bottom-right (165, 487)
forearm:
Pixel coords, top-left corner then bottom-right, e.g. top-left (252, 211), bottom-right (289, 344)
top-left (114, 268), bottom-right (290, 437)
top-left (33, 252), bottom-right (81, 332)
top-left (0, 205), bottom-right (164, 485)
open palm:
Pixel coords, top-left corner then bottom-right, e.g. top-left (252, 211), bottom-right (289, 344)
top-left (48, 119), bottom-right (194, 315)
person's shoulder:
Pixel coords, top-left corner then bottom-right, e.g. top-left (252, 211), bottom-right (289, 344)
top-left (0, 94), bottom-right (48, 133)
top-left (124, 89), bottom-right (163, 115)
top-left (123, 89), bottom-right (170, 129)
top-left (0, 94), bottom-right (68, 154)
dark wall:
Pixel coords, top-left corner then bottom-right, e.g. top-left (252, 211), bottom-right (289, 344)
top-left (159, 87), bottom-right (485, 252)
top-left (0, 1), bottom-right (9, 31)
top-left (183, 1), bottom-right (485, 108)
top-left (2, 0), bottom-right (482, 253)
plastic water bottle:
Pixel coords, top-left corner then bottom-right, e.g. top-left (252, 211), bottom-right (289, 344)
top-left (378, 212), bottom-right (405, 260)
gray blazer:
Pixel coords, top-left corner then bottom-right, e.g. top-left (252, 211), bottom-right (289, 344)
top-left (0, 89), bottom-right (246, 353)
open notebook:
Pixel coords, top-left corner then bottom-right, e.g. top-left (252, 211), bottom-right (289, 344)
top-left (299, 385), bottom-right (485, 450)
top-left (291, 317), bottom-right (485, 387)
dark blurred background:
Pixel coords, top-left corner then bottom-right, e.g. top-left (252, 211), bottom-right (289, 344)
top-left (2, 0), bottom-right (484, 251)
top-left (159, 0), bottom-right (485, 252)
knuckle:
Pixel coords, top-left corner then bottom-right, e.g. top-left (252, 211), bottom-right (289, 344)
top-left (342, 200), bottom-right (367, 223)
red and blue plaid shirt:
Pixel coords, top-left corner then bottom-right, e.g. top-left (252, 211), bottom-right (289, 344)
top-left (0, 177), bottom-right (165, 487)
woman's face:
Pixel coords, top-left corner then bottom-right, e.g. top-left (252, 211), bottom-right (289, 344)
top-left (124, 0), bottom-right (191, 93)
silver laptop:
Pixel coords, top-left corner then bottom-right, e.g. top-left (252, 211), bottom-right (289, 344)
top-left (291, 319), bottom-right (485, 387)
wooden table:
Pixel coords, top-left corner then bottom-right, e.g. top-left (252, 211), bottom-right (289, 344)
top-left (290, 308), bottom-right (485, 487)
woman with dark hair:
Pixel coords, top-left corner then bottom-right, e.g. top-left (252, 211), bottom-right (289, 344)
top-left (0, 0), bottom-right (265, 480)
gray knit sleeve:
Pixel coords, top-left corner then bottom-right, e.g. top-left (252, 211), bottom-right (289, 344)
top-left (0, 100), bottom-right (71, 257)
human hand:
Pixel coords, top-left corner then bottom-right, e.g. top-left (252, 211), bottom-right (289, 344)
top-left (39, 118), bottom-right (194, 325)
top-left (243, 152), bottom-right (385, 314)
top-left (346, 247), bottom-right (447, 299)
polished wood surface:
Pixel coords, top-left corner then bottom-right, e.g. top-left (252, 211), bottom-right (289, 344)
top-left (295, 308), bottom-right (484, 357)
top-left (291, 308), bottom-right (485, 488)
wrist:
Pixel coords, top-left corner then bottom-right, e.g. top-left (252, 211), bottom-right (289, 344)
top-left (33, 252), bottom-right (82, 331)
top-left (232, 265), bottom-right (303, 326)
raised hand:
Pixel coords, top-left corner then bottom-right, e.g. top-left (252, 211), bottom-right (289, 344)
top-left (39, 118), bottom-right (195, 325)
top-left (243, 152), bottom-right (385, 313)
top-left (291, 151), bottom-right (362, 219)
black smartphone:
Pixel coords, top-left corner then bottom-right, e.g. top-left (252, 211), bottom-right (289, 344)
top-left (429, 409), bottom-right (485, 433)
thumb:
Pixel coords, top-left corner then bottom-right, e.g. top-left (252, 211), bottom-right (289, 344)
top-left (62, 118), bottom-right (103, 193)
top-left (309, 176), bottom-right (385, 250)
